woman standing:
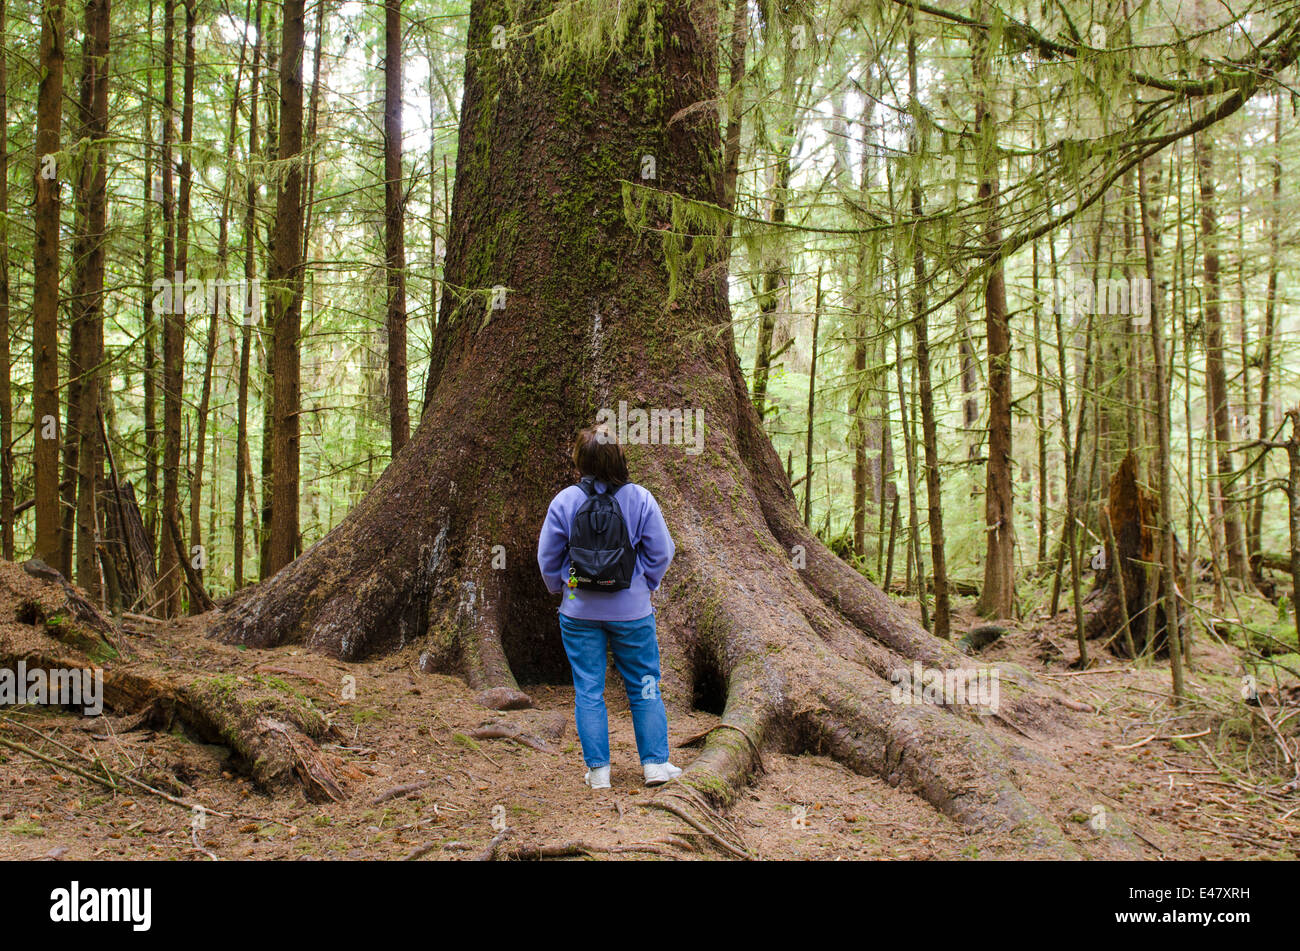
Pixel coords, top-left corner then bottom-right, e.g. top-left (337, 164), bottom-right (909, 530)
top-left (537, 425), bottom-right (681, 790)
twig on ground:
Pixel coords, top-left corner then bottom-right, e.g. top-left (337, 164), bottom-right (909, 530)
top-left (468, 722), bottom-right (555, 754)
top-left (1113, 728), bottom-right (1210, 751)
top-left (474, 830), bottom-right (511, 861)
top-left (252, 665), bottom-right (330, 686)
top-left (403, 842), bottom-right (439, 861)
top-left (372, 780), bottom-right (436, 805)
top-left (190, 828), bottom-right (219, 861)
top-left (497, 839), bottom-right (671, 860)
top-left (0, 731), bottom-right (229, 819)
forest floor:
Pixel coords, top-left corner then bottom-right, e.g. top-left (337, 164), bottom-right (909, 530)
top-left (1, 561), bottom-right (1297, 861)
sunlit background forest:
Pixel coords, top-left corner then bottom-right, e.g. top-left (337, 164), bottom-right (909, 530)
top-left (2, 0), bottom-right (1298, 673)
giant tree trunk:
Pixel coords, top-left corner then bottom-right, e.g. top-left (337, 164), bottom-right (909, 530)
top-left (215, 0), bottom-right (1123, 855)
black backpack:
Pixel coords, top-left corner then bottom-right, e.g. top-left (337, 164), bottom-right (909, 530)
top-left (568, 477), bottom-right (637, 591)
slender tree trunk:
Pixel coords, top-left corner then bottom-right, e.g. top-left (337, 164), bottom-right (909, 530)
top-left (908, 11), bottom-right (948, 637)
top-left (70, 0), bottom-right (112, 596)
top-left (58, 255), bottom-right (81, 579)
top-left (1285, 412), bottom-right (1300, 621)
top-left (751, 47), bottom-right (796, 420)
top-left (1233, 155), bottom-right (1251, 557)
top-left (427, 63), bottom-right (440, 345)
top-left (300, 0), bottom-right (325, 265)
top-left (803, 269), bottom-right (821, 527)
top-left (32, 0), bottom-right (67, 566)
top-left (1195, 129), bottom-right (1250, 585)
top-left (258, 25), bottom-right (279, 580)
top-left (1047, 232), bottom-right (1088, 664)
top-left (887, 188), bottom-right (928, 627)
top-left (235, 0), bottom-right (265, 590)
top-left (973, 5), bottom-right (1015, 618)
top-left (385, 0), bottom-right (410, 455)
top-left (720, 0), bottom-right (747, 225)
top-left (0, 0), bottom-right (12, 560)
top-left (162, 0), bottom-right (195, 611)
top-left (850, 335), bottom-right (868, 555)
top-left (1033, 242), bottom-right (1047, 568)
top-left (903, 323), bottom-right (926, 627)
top-left (265, 0), bottom-right (306, 575)
top-left (155, 0), bottom-right (181, 612)
top-left (1138, 154), bottom-right (1184, 697)
top-left (957, 295), bottom-right (978, 449)
top-left (189, 282), bottom-right (223, 588)
top-left (1251, 92), bottom-right (1283, 558)
top-left (142, 0), bottom-right (159, 565)
top-left (1177, 148), bottom-right (1198, 662)
top-left (849, 82), bottom-right (877, 559)
top-left (751, 160), bottom-right (790, 419)
top-left (191, 8), bottom-right (253, 604)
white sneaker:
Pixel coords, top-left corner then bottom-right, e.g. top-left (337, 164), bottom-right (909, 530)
top-left (584, 766), bottom-right (611, 789)
top-left (643, 762), bottom-right (683, 786)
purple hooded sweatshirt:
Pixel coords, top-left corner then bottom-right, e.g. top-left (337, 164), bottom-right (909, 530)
top-left (537, 480), bottom-right (675, 621)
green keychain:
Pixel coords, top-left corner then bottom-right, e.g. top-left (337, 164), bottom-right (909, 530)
top-left (566, 567), bottom-right (579, 600)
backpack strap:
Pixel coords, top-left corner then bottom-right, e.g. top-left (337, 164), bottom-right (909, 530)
top-left (577, 476), bottom-right (598, 496)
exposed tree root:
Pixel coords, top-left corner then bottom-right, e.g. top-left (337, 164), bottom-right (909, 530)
top-left (372, 780), bottom-right (437, 805)
top-left (15, 558), bottom-right (119, 661)
top-left (0, 560), bottom-right (345, 802)
top-left (469, 720), bottom-right (556, 753)
top-left (495, 840), bottom-right (672, 860)
top-left (643, 785), bottom-right (754, 859)
top-left (176, 677), bottom-right (344, 802)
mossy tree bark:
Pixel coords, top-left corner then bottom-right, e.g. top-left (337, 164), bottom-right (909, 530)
top-left (32, 0), bottom-right (66, 567)
top-left (265, 0), bottom-right (306, 577)
top-left (214, 0), bottom-right (1125, 855)
top-left (971, 0), bottom-right (1016, 621)
top-left (384, 0), bottom-right (410, 455)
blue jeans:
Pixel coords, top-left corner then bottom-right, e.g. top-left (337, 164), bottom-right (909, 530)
top-left (557, 613), bottom-right (670, 769)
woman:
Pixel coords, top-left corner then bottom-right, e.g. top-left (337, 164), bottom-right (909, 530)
top-left (537, 424), bottom-right (681, 790)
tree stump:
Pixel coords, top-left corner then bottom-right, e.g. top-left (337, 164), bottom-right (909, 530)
top-left (1082, 453), bottom-right (1174, 656)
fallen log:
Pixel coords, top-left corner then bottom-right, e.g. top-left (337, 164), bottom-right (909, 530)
top-left (1, 559), bottom-right (342, 801)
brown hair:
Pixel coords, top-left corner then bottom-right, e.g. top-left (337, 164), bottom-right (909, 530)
top-left (572, 424), bottom-right (629, 487)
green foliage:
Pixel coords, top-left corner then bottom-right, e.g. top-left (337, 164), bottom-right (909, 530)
top-left (1, 0), bottom-right (1297, 632)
